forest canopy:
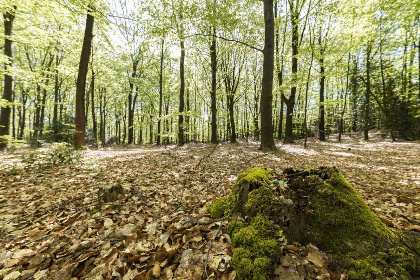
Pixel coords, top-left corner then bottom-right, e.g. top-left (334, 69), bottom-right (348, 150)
top-left (0, 0), bottom-right (419, 149)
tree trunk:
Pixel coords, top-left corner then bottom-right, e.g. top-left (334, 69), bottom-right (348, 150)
top-left (210, 30), bottom-right (218, 144)
top-left (53, 53), bottom-right (60, 142)
top-left (304, 44), bottom-right (314, 148)
top-left (339, 53), bottom-right (351, 142)
top-left (91, 64), bottom-right (97, 144)
top-left (284, 3), bottom-right (299, 143)
top-left (260, 0), bottom-right (276, 150)
top-left (229, 96), bottom-right (236, 143)
top-left (178, 40), bottom-right (185, 146)
top-left (319, 47), bottom-right (326, 141)
top-left (19, 92), bottom-right (27, 139)
top-left (157, 39), bottom-right (164, 145)
top-left (75, 5), bottom-right (94, 148)
top-left (364, 43), bottom-right (372, 141)
top-left (0, 7), bottom-right (16, 149)
top-left (275, 0), bottom-right (286, 140)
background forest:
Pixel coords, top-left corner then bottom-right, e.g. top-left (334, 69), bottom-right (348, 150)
top-left (0, 0), bottom-right (419, 149)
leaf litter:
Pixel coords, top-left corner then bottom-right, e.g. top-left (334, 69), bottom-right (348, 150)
top-left (0, 134), bottom-right (419, 279)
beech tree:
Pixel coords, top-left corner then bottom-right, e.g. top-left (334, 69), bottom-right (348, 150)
top-left (75, 4), bottom-right (94, 148)
top-left (0, 5), bottom-right (16, 150)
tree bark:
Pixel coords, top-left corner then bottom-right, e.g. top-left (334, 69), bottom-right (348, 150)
top-left (364, 43), bottom-right (372, 141)
top-left (284, 2), bottom-right (299, 143)
top-left (178, 40), bottom-right (185, 146)
top-left (260, 0), bottom-right (276, 150)
top-left (304, 43), bottom-right (314, 148)
top-left (210, 28), bottom-right (218, 144)
top-left (275, 0), bottom-right (286, 140)
top-left (75, 5), bottom-right (94, 148)
top-left (53, 52), bottom-right (60, 142)
top-left (157, 39), bottom-right (164, 145)
top-left (319, 46), bottom-right (326, 141)
top-left (91, 62), bottom-right (97, 144)
top-left (0, 6), bottom-right (16, 149)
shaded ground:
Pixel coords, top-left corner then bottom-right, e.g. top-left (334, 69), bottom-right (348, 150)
top-left (0, 133), bottom-right (419, 279)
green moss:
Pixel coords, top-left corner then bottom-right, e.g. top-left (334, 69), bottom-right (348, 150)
top-left (230, 215), bottom-right (287, 280)
top-left (252, 257), bottom-right (272, 280)
top-left (232, 225), bottom-right (260, 248)
top-left (289, 169), bottom-right (420, 279)
top-left (236, 167), bottom-right (271, 187)
top-left (232, 248), bottom-right (253, 280)
top-left (207, 193), bottom-right (238, 218)
top-left (346, 246), bottom-right (418, 280)
top-left (226, 220), bottom-right (245, 237)
top-left (245, 186), bottom-right (282, 220)
top-left (232, 248), bottom-right (272, 280)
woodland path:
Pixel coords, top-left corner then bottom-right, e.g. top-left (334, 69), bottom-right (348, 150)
top-left (0, 134), bottom-right (419, 279)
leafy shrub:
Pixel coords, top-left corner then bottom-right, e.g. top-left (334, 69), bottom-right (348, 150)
top-left (21, 143), bottom-right (81, 171)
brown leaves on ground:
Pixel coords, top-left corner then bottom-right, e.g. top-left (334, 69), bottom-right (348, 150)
top-left (0, 133), bottom-right (419, 279)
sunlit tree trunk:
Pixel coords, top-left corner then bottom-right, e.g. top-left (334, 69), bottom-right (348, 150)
top-left (75, 5), bottom-right (94, 148)
top-left (260, 0), bottom-right (276, 150)
top-left (0, 6), bottom-right (16, 149)
top-left (157, 39), bottom-right (164, 145)
top-left (210, 28), bottom-right (218, 144)
top-left (364, 43), bottom-right (372, 141)
top-left (178, 39), bottom-right (185, 146)
top-left (319, 45), bottom-right (326, 141)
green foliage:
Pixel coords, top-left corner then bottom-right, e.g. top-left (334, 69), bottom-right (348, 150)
top-left (21, 143), bottom-right (81, 171)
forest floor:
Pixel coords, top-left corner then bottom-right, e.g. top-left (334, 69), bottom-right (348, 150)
top-left (0, 132), bottom-right (419, 280)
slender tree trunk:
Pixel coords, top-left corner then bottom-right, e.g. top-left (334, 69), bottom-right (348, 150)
top-left (0, 7), bottom-right (16, 149)
top-left (319, 47), bottom-right (326, 141)
top-left (91, 65), bottom-right (97, 144)
top-left (178, 40), bottom-right (185, 146)
top-left (284, 4), bottom-right (298, 143)
top-left (364, 43), bottom-right (372, 141)
top-left (304, 45), bottom-right (314, 148)
top-left (39, 81), bottom-right (49, 138)
top-left (229, 96), bottom-right (236, 143)
top-left (351, 57), bottom-right (358, 133)
top-left (260, 0), bottom-right (276, 150)
top-left (99, 91), bottom-right (103, 145)
top-left (149, 112), bottom-right (153, 144)
top-left (19, 93), bottom-right (27, 139)
top-left (275, 0), bottom-right (286, 140)
top-left (253, 83), bottom-right (259, 140)
top-left (210, 28), bottom-right (218, 144)
top-left (75, 5), bottom-right (94, 148)
top-left (102, 92), bottom-right (106, 144)
top-left (157, 39), bottom-right (164, 145)
top-left (53, 53), bottom-right (60, 142)
top-left (186, 88), bottom-right (190, 142)
top-left (339, 53), bottom-right (351, 142)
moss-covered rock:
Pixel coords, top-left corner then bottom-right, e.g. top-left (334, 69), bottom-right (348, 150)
top-left (209, 166), bottom-right (419, 279)
top-left (285, 167), bottom-right (420, 280)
